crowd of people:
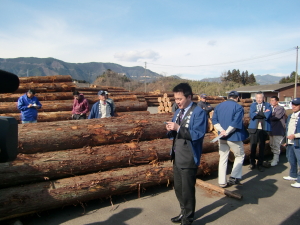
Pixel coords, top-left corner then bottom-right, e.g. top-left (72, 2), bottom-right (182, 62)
top-left (166, 83), bottom-right (299, 225)
top-left (17, 89), bottom-right (115, 123)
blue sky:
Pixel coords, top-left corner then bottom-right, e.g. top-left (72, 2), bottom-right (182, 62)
top-left (0, 0), bottom-right (299, 80)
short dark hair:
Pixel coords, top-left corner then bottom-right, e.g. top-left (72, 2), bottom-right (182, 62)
top-left (172, 83), bottom-right (193, 98)
top-left (73, 90), bottom-right (80, 96)
top-left (229, 95), bottom-right (239, 100)
top-left (270, 96), bottom-right (279, 101)
top-left (27, 89), bottom-right (36, 95)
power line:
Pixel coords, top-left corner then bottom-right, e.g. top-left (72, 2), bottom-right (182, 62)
top-left (147, 47), bottom-right (295, 67)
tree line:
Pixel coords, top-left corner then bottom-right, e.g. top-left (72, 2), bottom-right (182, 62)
top-left (222, 69), bottom-right (256, 85)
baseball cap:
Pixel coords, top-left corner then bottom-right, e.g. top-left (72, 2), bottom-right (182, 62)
top-left (98, 90), bottom-right (105, 95)
top-left (200, 93), bottom-right (207, 98)
top-left (228, 91), bottom-right (239, 97)
top-left (291, 98), bottom-right (300, 105)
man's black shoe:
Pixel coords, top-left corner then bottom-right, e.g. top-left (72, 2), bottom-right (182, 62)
top-left (257, 165), bottom-right (264, 172)
top-left (180, 221), bottom-right (193, 225)
top-left (228, 177), bottom-right (243, 186)
top-left (249, 164), bottom-right (256, 170)
top-left (171, 214), bottom-right (183, 223)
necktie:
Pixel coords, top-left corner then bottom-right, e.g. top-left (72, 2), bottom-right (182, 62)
top-left (178, 109), bottom-right (185, 125)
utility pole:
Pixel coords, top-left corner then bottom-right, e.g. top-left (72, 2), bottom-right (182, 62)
top-left (294, 46), bottom-right (299, 98)
top-left (144, 62), bottom-right (147, 93)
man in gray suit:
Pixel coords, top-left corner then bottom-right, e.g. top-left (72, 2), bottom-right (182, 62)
top-left (268, 96), bottom-right (286, 166)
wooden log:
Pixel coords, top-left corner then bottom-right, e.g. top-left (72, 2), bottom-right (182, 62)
top-left (0, 102), bottom-right (73, 113)
top-left (19, 75), bottom-right (72, 83)
top-left (240, 98), bottom-right (253, 103)
top-left (206, 100), bottom-right (225, 104)
top-left (115, 101), bottom-right (148, 112)
top-left (14, 82), bottom-right (76, 93)
top-left (0, 152), bottom-right (219, 221)
top-left (1, 143), bottom-right (219, 189)
top-left (17, 114), bottom-right (174, 153)
top-left (196, 179), bottom-right (242, 199)
top-left (0, 139), bottom-right (173, 188)
top-left (0, 111), bottom-right (72, 123)
top-left (0, 92), bottom-right (74, 102)
top-left (115, 111), bottom-right (150, 116)
top-left (0, 101), bottom-right (147, 114)
top-left (148, 102), bottom-right (160, 106)
top-left (205, 96), bottom-right (227, 100)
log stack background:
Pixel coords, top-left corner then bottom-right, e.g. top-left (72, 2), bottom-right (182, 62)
top-left (0, 75), bottom-right (150, 122)
top-left (0, 75), bottom-right (287, 222)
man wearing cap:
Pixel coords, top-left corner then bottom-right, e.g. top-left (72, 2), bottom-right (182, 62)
top-left (17, 89), bottom-right (42, 123)
top-left (166, 83), bottom-right (207, 225)
top-left (267, 96), bottom-right (286, 166)
top-left (72, 90), bottom-right (89, 120)
top-left (104, 91), bottom-right (116, 113)
top-left (248, 92), bottom-right (272, 172)
top-left (212, 91), bottom-right (248, 187)
top-left (283, 98), bottom-right (300, 188)
top-left (88, 90), bottom-right (114, 119)
top-left (197, 93), bottom-right (214, 117)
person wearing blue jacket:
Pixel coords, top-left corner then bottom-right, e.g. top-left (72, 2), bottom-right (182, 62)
top-left (248, 92), bottom-right (272, 172)
top-left (166, 83), bottom-right (207, 225)
top-left (88, 90), bottom-right (114, 119)
top-left (283, 98), bottom-right (300, 188)
top-left (212, 91), bottom-right (248, 188)
top-left (17, 89), bottom-right (42, 123)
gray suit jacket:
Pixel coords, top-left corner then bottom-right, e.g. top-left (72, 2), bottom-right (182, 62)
top-left (270, 105), bottom-right (286, 136)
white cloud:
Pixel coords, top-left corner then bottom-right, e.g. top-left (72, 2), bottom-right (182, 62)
top-left (114, 50), bottom-right (160, 62)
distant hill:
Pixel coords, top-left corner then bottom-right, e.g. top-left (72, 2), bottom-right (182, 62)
top-left (200, 74), bottom-right (284, 85)
top-left (200, 77), bottom-right (222, 83)
top-left (0, 57), bottom-right (162, 83)
top-left (254, 74), bottom-right (284, 85)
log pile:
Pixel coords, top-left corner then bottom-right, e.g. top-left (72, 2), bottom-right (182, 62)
top-left (0, 113), bottom-right (221, 221)
top-left (0, 76), bottom-right (282, 222)
top-left (0, 75), bottom-right (151, 123)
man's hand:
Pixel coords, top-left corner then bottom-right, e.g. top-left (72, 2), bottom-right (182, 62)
top-left (220, 130), bottom-right (227, 137)
top-left (264, 109), bottom-right (270, 112)
top-left (166, 122), bottom-right (180, 131)
top-left (287, 134), bottom-right (295, 140)
top-left (28, 104), bottom-right (33, 108)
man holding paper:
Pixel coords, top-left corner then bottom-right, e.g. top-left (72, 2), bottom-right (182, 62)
top-left (212, 91), bottom-right (248, 188)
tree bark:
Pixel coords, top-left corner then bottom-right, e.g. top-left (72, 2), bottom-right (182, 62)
top-left (17, 114), bottom-right (174, 153)
top-left (0, 111), bottom-right (72, 123)
top-left (19, 75), bottom-right (72, 83)
top-left (0, 102), bottom-right (73, 113)
top-left (1, 133), bottom-right (219, 188)
top-left (0, 92), bottom-right (74, 102)
top-left (115, 111), bottom-right (150, 116)
top-left (14, 82), bottom-right (76, 93)
top-left (114, 101), bottom-right (148, 112)
top-left (0, 152), bottom-right (219, 221)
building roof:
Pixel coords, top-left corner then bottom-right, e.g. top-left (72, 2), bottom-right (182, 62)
top-left (227, 83), bottom-right (297, 93)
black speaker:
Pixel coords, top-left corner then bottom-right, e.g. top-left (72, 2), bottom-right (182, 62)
top-left (0, 117), bottom-right (18, 163)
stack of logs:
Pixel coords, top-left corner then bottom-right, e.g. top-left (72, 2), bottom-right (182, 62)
top-left (0, 75), bottom-right (150, 123)
top-left (0, 114), bottom-right (221, 221)
top-left (158, 93), bottom-right (202, 113)
top-left (0, 77), bottom-right (285, 222)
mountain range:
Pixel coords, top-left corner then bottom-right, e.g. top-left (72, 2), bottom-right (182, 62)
top-left (0, 57), bottom-right (283, 85)
top-left (0, 57), bottom-right (161, 83)
top-left (200, 74), bottom-right (284, 85)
